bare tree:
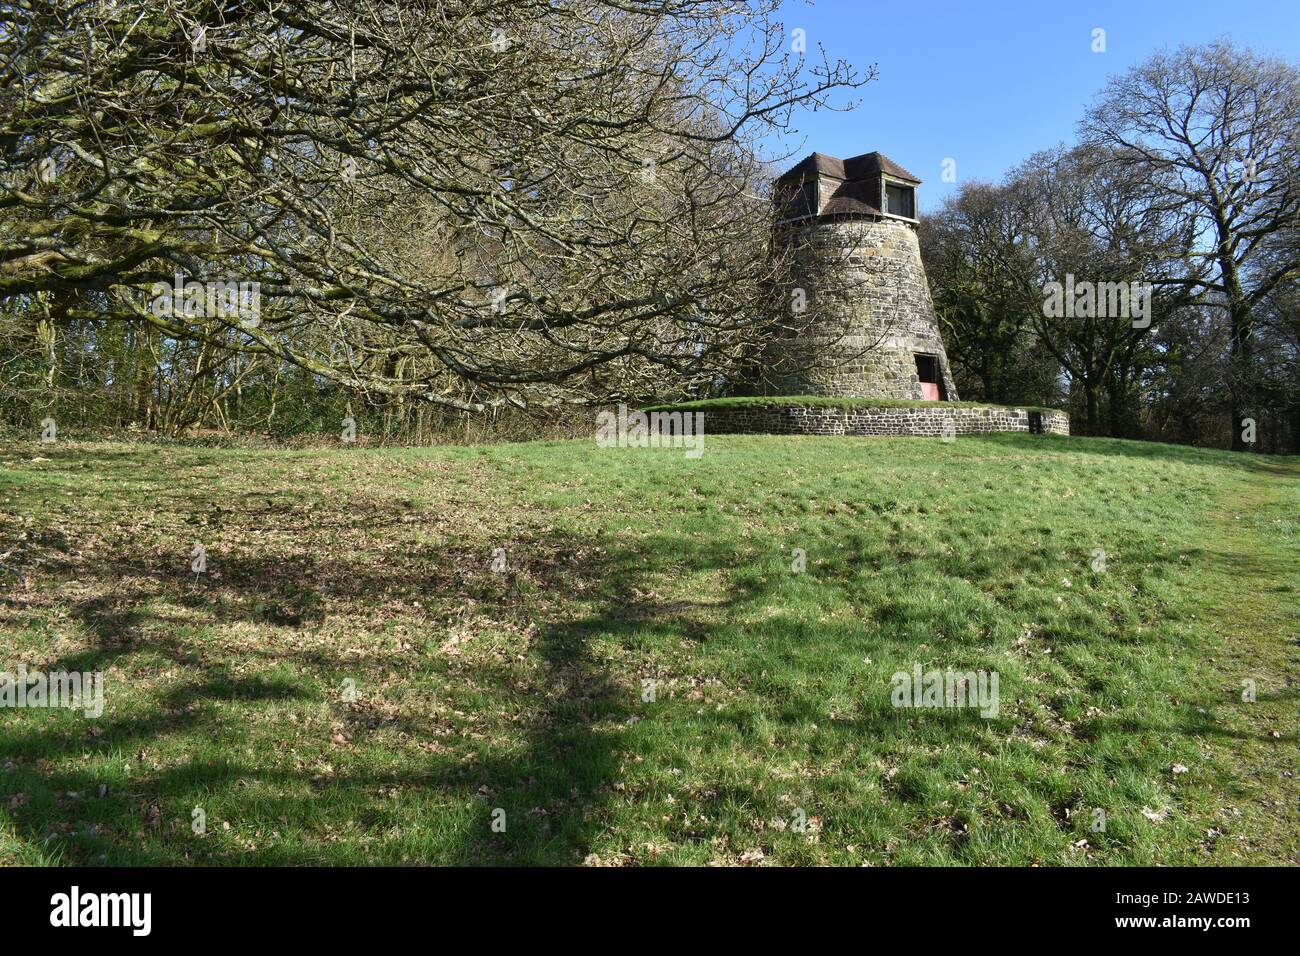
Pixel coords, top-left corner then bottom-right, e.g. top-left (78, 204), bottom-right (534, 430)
top-left (1082, 40), bottom-right (1300, 449)
top-left (0, 0), bottom-right (868, 411)
top-left (920, 180), bottom-right (1060, 406)
top-left (1013, 146), bottom-right (1198, 434)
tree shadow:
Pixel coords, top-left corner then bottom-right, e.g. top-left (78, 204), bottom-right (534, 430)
top-left (0, 509), bottom-right (766, 865)
top-left (3, 439), bottom-right (1293, 865)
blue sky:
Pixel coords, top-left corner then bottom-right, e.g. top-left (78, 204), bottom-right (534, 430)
top-left (771, 0), bottom-right (1299, 211)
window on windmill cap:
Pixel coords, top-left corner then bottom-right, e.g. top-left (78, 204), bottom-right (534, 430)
top-left (885, 183), bottom-right (915, 218)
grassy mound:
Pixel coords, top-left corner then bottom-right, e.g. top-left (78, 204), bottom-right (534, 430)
top-left (0, 434), bottom-right (1294, 865)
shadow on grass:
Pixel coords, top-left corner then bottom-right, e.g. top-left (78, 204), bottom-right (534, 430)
top-left (0, 512), bottom-right (772, 865)
top-left (2, 439), bottom-right (1293, 865)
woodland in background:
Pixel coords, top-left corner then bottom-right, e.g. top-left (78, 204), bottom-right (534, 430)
top-left (924, 41), bottom-right (1298, 453)
top-left (1, 4), bottom-right (1296, 452)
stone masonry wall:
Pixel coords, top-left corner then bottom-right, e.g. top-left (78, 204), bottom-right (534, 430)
top-left (696, 403), bottom-right (1070, 437)
top-left (763, 217), bottom-right (959, 401)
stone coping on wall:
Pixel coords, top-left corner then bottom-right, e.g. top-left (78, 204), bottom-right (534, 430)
top-left (652, 401), bottom-right (1070, 437)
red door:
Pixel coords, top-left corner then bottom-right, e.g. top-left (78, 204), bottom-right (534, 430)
top-left (920, 382), bottom-right (940, 401)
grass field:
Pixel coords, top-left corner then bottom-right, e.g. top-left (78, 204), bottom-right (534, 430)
top-left (0, 433), bottom-right (1296, 865)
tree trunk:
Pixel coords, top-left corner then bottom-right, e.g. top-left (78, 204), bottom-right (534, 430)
top-left (1217, 226), bottom-right (1254, 452)
top-left (1083, 378), bottom-right (1101, 435)
top-left (1227, 299), bottom-right (1255, 452)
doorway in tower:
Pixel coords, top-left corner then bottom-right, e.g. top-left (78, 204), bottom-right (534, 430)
top-left (914, 354), bottom-right (945, 401)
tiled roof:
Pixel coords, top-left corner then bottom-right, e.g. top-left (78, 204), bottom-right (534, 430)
top-left (776, 150), bottom-right (922, 185)
top-left (821, 179), bottom-right (883, 216)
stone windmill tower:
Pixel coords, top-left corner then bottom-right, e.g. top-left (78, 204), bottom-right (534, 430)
top-left (760, 151), bottom-right (958, 401)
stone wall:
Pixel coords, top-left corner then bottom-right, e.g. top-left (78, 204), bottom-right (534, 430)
top-left (692, 403), bottom-right (1070, 437)
top-left (761, 217), bottom-right (959, 401)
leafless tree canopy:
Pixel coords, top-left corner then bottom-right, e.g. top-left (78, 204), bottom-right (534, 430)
top-left (1, 0), bottom-right (867, 409)
top-left (1081, 40), bottom-right (1300, 448)
top-left (924, 40), bottom-right (1299, 448)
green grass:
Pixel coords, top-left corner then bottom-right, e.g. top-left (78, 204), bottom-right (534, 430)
top-left (0, 434), bottom-right (1295, 865)
top-left (643, 395), bottom-right (1063, 413)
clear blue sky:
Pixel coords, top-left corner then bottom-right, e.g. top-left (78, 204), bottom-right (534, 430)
top-left (772, 0), bottom-right (1299, 211)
